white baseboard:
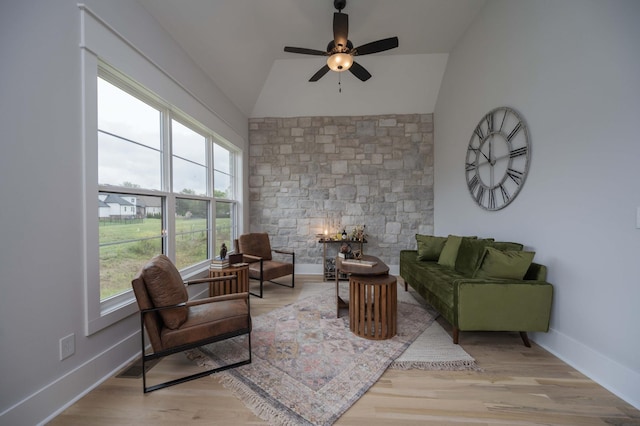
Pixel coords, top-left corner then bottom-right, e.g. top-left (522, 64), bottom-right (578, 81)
top-left (0, 331), bottom-right (140, 426)
top-left (532, 327), bottom-right (640, 410)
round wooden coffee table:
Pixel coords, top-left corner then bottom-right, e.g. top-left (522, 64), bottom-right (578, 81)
top-left (349, 273), bottom-right (397, 340)
top-left (335, 255), bottom-right (389, 317)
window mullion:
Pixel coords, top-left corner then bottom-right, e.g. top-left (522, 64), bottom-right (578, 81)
top-left (209, 136), bottom-right (216, 258)
top-left (163, 110), bottom-right (175, 261)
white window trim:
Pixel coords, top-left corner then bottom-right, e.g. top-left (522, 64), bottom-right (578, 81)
top-left (79, 5), bottom-right (244, 335)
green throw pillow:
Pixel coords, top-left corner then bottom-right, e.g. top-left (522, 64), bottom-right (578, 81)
top-left (437, 235), bottom-right (477, 269)
top-left (474, 247), bottom-right (535, 280)
top-left (489, 241), bottom-right (524, 251)
top-left (416, 234), bottom-right (448, 261)
top-left (454, 237), bottom-right (495, 276)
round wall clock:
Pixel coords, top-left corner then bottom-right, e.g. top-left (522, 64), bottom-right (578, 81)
top-left (465, 106), bottom-right (530, 211)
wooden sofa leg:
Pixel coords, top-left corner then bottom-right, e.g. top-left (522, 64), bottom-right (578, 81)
top-left (519, 331), bottom-right (532, 348)
top-left (453, 327), bottom-right (459, 344)
top-left (404, 281), bottom-right (408, 291)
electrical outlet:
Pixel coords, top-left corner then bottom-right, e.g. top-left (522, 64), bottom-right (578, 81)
top-left (60, 333), bottom-right (75, 360)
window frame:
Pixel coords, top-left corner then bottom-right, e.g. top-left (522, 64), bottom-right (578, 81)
top-left (81, 49), bottom-right (241, 335)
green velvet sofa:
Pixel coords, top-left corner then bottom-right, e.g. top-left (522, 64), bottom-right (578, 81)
top-left (399, 235), bottom-right (553, 347)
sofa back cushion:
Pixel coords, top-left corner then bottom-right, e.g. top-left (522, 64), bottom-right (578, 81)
top-left (454, 237), bottom-right (494, 276)
top-left (473, 247), bottom-right (535, 280)
top-left (489, 241), bottom-right (524, 251)
top-left (415, 234), bottom-right (448, 261)
top-left (437, 235), bottom-right (477, 269)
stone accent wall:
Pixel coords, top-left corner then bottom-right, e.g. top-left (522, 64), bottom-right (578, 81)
top-left (248, 114), bottom-right (434, 268)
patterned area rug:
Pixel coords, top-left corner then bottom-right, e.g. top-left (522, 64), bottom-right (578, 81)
top-left (299, 280), bottom-right (478, 371)
top-left (188, 287), bottom-right (477, 425)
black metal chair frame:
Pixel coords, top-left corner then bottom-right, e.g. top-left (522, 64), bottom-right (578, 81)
top-left (244, 250), bottom-right (295, 298)
top-left (139, 276), bottom-right (252, 393)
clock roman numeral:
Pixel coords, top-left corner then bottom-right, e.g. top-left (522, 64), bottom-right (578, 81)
top-left (507, 168), bottom-right (524, 185)
top-left (475, 186), bottom-right (486, 205)
top-left (485, 113), bottom-right (494, 133)
top-left (499, 183), bottom-right (511, 203)
top-left (488, 188), bottom-right (496, 210)
top-left (510, 146), bottom-right (528, 158)
top-left (468, 174), bottom-right (480, 193)
top-left (507, 121), bottom-right (523, 141)
top-left (465, 162), bottom-right (476, 172)
top-left (474, 126), bottom-right (484, 141)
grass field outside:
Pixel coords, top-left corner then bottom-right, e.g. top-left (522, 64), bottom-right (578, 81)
top-left (99, 217), bottom-right (231, 300)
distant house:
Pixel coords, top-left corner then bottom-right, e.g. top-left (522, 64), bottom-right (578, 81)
top-left (136, 195), bottom-right (162, 217)
top-left (98, 194), bottom-right (136, 219)
top-left (98, 199), bottom-right (110, 218)
top-left (98, 194), bottom-right (162, 219)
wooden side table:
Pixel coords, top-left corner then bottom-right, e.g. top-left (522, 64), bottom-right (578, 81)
top-left (209, 263), bottom-right (249, 296)
top-left (349, 274), bottom-right (397, 340)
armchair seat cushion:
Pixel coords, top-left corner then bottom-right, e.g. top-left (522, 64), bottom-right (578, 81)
top-left (248, 260), bottom-right (294, 282)
top-left (237, 232), bottom-right (295, 297)
top-left (160, 299), bottom-right (250, 350)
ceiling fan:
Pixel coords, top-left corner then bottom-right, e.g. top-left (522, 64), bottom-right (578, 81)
top-left (284, 0), bottom-right (399, 82)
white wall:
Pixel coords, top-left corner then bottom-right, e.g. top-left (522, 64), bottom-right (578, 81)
top-left (0, 1), bottom-right (247, 424)
top-left (434, 0), bottom-right (640, 408)
top-left (252, 54), bottom-right (448, 117)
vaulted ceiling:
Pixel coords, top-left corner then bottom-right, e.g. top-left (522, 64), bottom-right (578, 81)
top-left (137, 0), bottom-right (486, 116)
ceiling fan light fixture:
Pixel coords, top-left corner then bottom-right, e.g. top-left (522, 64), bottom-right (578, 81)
top-left (326, 53), bottom-right (353, 72)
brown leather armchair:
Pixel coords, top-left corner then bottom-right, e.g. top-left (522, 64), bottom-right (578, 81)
top-left (236, 232), bottom-right (295, 298)
top-left (131, 254), bottom-right (252, 393)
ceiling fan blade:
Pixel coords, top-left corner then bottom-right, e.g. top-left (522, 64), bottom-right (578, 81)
top-left (284, 46), bottom-right (328, 56)
top-left (333, 12), bottom-right (349, 50)
top-left (349, 61), bottom-right (371, 81)
top-left (354, 36), bottom-right (399, 56)
top-left (309, 65), bottom-right (331, 82)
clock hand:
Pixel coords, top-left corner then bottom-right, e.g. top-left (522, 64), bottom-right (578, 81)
top-left (493, 152), bottom-right (511, 162)
top-left (479, 149), bottom-right (491, 163)
top-left (490, 145), bottom-right (494, 186)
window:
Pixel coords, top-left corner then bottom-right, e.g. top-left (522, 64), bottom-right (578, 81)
top-left (93, 68), bottom-right (239, 321)
top-left (214, 143), bottom-right (236, 252)
top-left (98, 193), bottom-right (164, 300)
top-left (97, 77), bottom-right (166, 301)
top-left (80, 7), bottom-right (244, 335)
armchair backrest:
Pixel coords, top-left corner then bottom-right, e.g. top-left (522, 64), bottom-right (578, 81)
top-left (131, 254), bottom-right (189, 352)
top-left (237, 233), bottom-right (272, 261)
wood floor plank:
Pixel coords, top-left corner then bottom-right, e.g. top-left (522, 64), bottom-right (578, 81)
top-left (49, 276), bottom-right (640, 425)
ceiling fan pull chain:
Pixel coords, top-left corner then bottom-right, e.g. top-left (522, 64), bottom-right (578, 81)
top-left (339, 72), bottom-right (342, 93)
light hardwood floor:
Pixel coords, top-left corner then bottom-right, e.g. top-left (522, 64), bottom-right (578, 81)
top-left (49, 275), bottom-right (640, 425)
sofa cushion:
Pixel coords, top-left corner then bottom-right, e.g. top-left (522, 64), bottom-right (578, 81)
top-left (489, 241), bottom-right (524, 251)
top-left (142, 254), bottom-right (189, 330)
top-left (474, 247), bottom-right (535, 280)
top-left (438, 235), bottom-right (476, 269)
top-left (454, 237), bottom-right (494, 276)
top-left (415, 234), bottom-right (448, 261)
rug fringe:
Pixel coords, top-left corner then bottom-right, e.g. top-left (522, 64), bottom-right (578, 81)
top-left (390, 360), bottom-right (481, 371)
top-left (218, 374), bottom-right (306, 426)
top-left (187, 349), bottom-right (307, 425)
